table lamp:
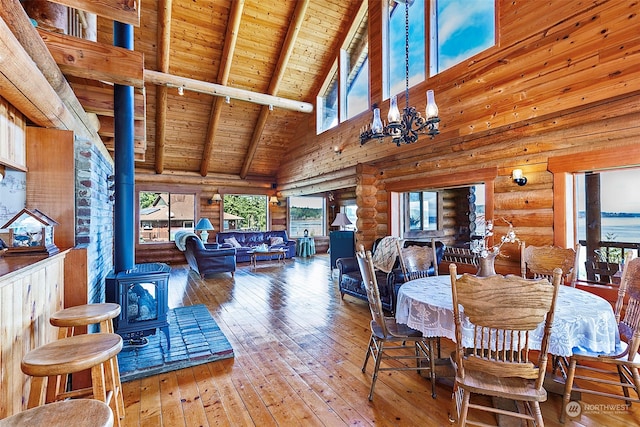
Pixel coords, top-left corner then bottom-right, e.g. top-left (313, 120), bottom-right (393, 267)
top-left (195, 217), bottom-right (214, 243)
top-left (331, 213), bottom-right (352, 230)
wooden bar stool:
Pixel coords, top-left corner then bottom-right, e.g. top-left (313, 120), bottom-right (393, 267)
top-left (48, 303), bottom-right (125, 423)
top-left (0, 399), bottom-right (113, 427)
top-left (21, 333), bottom-right (123, 427)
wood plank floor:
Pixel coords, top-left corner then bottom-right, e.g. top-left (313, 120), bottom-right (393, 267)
top-left (122, 254), bottom-right (640, 426)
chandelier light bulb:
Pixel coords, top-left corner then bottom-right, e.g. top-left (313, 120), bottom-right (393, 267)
top-left (426, 90), bottom-right (438, 119)
top-left (371, 108), bottom-right (384, 135)
top-left (387, 95), bottom-right (401, 123)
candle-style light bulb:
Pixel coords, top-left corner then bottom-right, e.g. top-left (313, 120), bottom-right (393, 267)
top-left (425, 90), bottom-right (438, 119)
top-left (388, 95), bottom-right (401, 123)
top-left (371, 108), bottom-right (384, 135)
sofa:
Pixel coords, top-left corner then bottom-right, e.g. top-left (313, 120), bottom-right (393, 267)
top-left (216, 230), bottom-right (296, 263)
top-left (180, 233), bottom-right (237, 278)
top-left (336, 239), bottom-right (445, 313)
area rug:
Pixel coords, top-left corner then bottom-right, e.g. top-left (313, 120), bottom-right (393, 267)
top-left (117, 304), bottom-right (234, 382)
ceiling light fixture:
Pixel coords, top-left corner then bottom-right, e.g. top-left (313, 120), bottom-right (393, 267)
top-left (360, 0), bottom-right (440, 146)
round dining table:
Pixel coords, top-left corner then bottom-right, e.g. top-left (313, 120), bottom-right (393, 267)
top-left (395, 275), bottom-right (620, 357)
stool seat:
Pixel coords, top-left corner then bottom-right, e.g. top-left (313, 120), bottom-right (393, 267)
top-left (50, 303), bottom-right (121, 328)
top-left (0, 399), bottom-right (113, 427)
top-left (21, 333), bottom-right (122, 377)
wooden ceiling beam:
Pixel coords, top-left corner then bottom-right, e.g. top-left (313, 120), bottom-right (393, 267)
top-left (46, 0), bottom-right (140, 27)
top-left (144, 70), bottom-right (313, 114)
top-left (0, 0), bottom-right (104, 148)
top-left (239, 0), bottom-right (310, 179)
top-left (71, 82), bottom-right (145, 119)
top-left (37, 28), bottom-right (144, 88)
top-left (199, 0), bottom-right (245, 177)
top-left (154, 0), bottom-right (172, 174)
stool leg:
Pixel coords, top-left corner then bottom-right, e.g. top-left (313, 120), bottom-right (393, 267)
top-left (106, 356), bottom-right (125, 420)
top-left (91, 363), bottom-right (107, 403)
top-left (27, 376), bottom-right (47, 408)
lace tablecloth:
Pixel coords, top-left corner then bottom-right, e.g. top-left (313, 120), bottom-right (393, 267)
top-left (395, 275), bottom-right (620, 357)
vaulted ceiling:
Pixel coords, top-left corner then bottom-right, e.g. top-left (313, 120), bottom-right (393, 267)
top-left (46, 0), bottom-right (364, 182)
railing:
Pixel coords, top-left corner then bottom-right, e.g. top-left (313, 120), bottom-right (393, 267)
top-left (578, 240), bottom-right (640, 284)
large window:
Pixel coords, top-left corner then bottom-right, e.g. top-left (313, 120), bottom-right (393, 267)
top-left (317, 63), bottom-right (338, 133)
top-left (223, 195), bottom-right (267, 231)
top-left (289, 196), bottom-right (325, 237)
top-left (429, 0), bottom-right (496, 74)
top-left (341, 8), bottom-right (369, 120)
top-left (139, 192), bottom-right (195, 243)
top-left (386, 0), bottom-right (425, 98)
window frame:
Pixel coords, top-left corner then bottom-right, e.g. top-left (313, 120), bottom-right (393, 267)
top-left (288, 195), bottom-right (327, 238)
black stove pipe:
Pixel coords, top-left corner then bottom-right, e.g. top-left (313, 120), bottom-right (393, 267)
top-left (113, 22), bottom-right (135, 273)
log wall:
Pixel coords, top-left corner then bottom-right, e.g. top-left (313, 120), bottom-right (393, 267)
top-left (277, 0), bottom-right (640, 273)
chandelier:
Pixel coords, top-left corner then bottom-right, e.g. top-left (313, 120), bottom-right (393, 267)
top-left (359, 0), bottom-right (440, 146)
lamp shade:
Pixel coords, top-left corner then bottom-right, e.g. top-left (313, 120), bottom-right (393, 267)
top-left (195, 217), bottom-right (214, 231)
top-left (331, 213), bottom-right (352, 227)
top-left (269, 196), bottom-right (279, 205)
top-left (211, 193), bottom-right (222, 202)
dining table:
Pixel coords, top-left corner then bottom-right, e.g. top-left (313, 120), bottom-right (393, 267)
top-left (395, 275), bottom-right (620, 357)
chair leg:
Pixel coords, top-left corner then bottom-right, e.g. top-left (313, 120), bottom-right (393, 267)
top-left (560, 358), bottom-right (578, 423)
top-left (458, 388), bottom-right (471, 426)
top-left (428, 339), bottom-right (437, 399)
top-left (368, 340), bottom-right (385, 401)
top-left (531, 401), bottom-right (544, 427)
top-left (361, 334), bottom-right (374, 372)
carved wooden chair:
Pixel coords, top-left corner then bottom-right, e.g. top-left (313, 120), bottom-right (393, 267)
top-left (449, 263), bottom-right (562, 426)
top-left (397, 238), bottom-right (439, 281)
top-left (356, 245), bottom-right (438, 400)
top-left (520, 241), bottom-right (579, 285)
top-left (560, 254), bottom-right (640, 423)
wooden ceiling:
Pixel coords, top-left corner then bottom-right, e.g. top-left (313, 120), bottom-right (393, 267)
top-left (31, 0), bottom-right (365, 181)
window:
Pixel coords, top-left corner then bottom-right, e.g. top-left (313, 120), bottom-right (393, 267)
top-left (385, 0), bottom-right (426, 98)
top-left (341, 8), bottom-right (369, 120)
top-left (406, 191), bottom-right (438, 231)
top-left (430, 0), bottom-right (496, 74)
top-left (343, 204), bottom-right (357, 231)
top-left (289, 196), bottom-right (325, 237)
top-left (223, 194), bottom-right (267, 231)
top-left (139, 191), bottom-right (195, 243)
top-left (317, 62), bottom-right (338, 133)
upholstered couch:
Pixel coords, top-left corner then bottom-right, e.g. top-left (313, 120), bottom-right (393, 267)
top-left (216, 230), bottom-right (296, 263)
top-left (181, 234), bottom-right (237, 278)
top-left (336, 239), bottom-right (445, 312)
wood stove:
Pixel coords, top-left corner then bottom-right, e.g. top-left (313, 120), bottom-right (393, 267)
top-left (106, 262), bottom-right (171, 349)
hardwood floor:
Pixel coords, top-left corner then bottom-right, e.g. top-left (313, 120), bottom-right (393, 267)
top-left (122, 254), bottom-right (640, 426)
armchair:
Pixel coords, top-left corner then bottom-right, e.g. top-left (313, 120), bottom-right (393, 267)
top-left (182, 234), bottom-right (236, 278)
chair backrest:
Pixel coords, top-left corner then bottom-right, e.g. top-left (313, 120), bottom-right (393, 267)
top-left (520, 241), bottom-right (579, 285)
top-left (613, 254), bottom-right (640, 360)
top-left (450, 263), bottom-right (562, 389)
top-left (397, 238), bottom-right (439, 281)
top-left (356, 244), bottom-right (389, 336)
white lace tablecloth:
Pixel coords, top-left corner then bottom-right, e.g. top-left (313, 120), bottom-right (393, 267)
top-left (395, 275), bottom-right (620, 357)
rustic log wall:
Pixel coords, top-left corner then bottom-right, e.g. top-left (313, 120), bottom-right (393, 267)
top-left (277, 0), bottom-right (640, 273)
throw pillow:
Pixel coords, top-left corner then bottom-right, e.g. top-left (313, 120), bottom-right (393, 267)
top-left (270, 236), bottom-right (284, 246)
top-left (224, 237), bottom-right (242, 248)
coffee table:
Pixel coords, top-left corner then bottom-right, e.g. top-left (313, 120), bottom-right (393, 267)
top-left (249, 248), bottom-right (287, 268)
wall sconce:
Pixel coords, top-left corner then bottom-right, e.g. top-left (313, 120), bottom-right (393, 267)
top-left (207, 193), bottom-right (222, 204)
top-left (0, 165), bottom-right (5, 183)
top-left (177, 86), bottom-right (184, 96)
top-left (512, 169), bottom-right (527, 186)
top-left (269, 195), bottom-right (281, 206)
top-left (332, 145), bottom-right (342, 155)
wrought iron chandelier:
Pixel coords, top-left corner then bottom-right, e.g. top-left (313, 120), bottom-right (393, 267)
top-left (359, 0), bottom-right (440, 146)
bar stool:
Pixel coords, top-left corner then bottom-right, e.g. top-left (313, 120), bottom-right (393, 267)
top-left (0, 399), bottom-right (113, 427)
top-left (48, 303), bottom-right (125, 422)
top-left (21, 333), bottom-right (123, 426)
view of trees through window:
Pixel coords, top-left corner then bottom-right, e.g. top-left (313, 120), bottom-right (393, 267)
top-left (223, 195), bottom-right (267, 231)
top-left (289, 196), bottom-right (325, 237)
top-left (139, 191), bottom-right (195, 243)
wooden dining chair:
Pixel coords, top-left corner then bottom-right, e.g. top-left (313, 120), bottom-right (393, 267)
top-left (356, 245), bottom-right (438, 400)
top-left (397, 238), bottom-right (439, 281)
top-left (560, 254), bottom-right (640, 423)
top-left (449, 263), bottom-right (562, 426)
top-left (520, 241), bottom-right (579, 285)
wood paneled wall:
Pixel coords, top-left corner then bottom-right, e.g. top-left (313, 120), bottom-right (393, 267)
top-left (277, 0), bottom-right (640, 273)
top-left (0, 253), bottom-right (66, 418)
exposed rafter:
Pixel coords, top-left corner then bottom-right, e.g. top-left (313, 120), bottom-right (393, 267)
top-left (239, 0), bottom-right (310, 179)
top-left (143, 70), bottom-right (313, 114)
top-left (154, 0), bottom-right (172, 174)
top-left (199, 0), bottom-right (245, 177)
